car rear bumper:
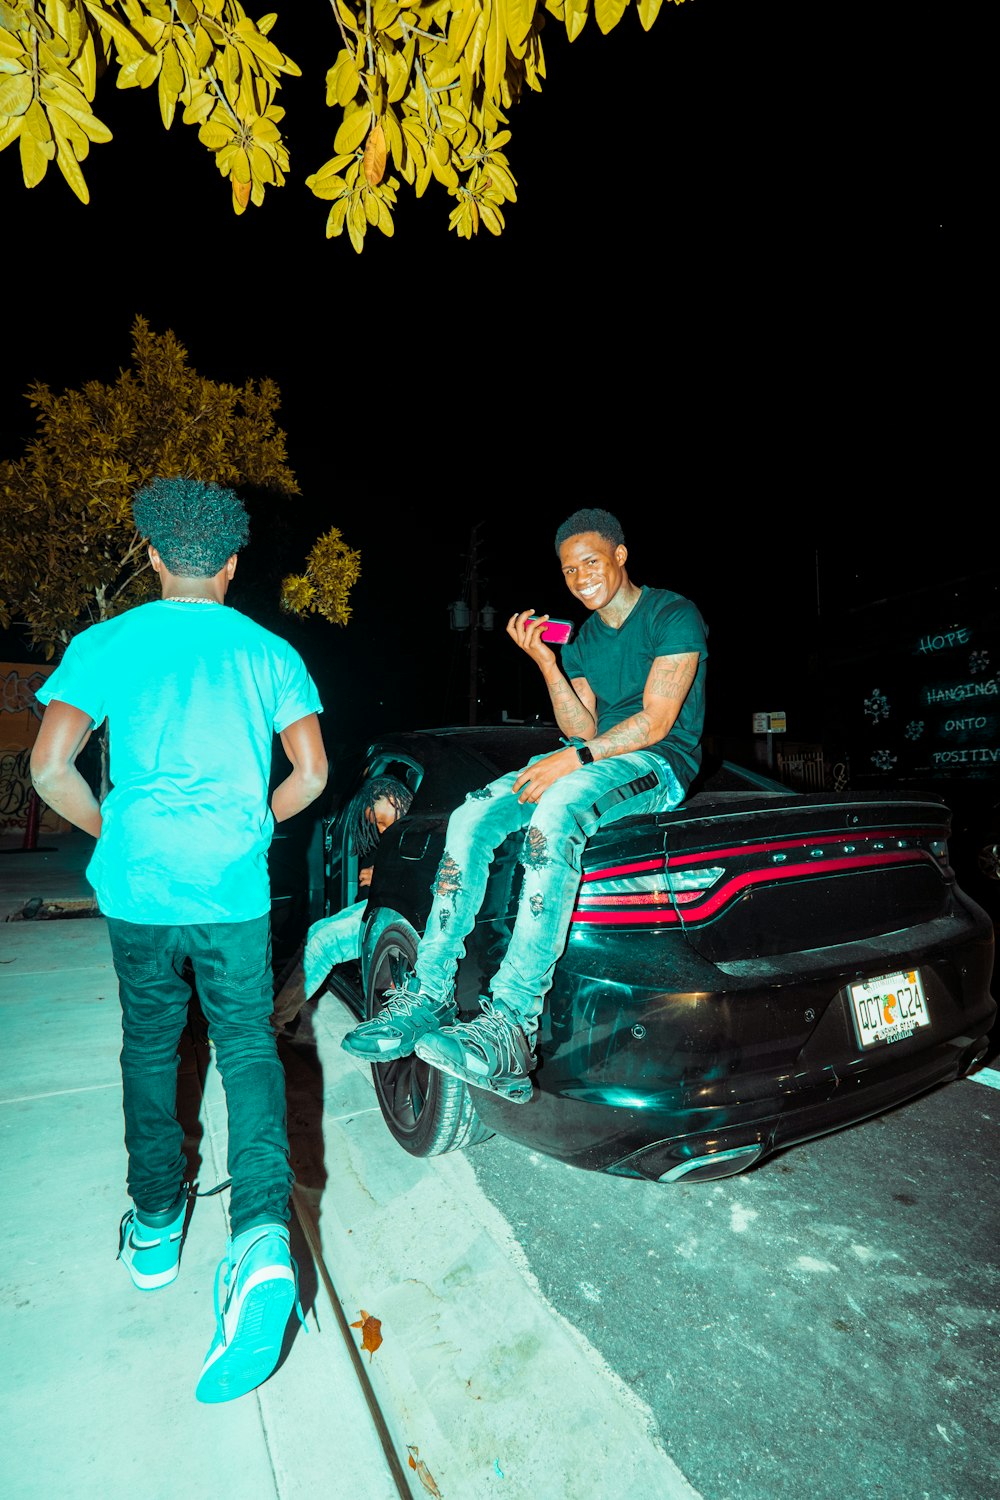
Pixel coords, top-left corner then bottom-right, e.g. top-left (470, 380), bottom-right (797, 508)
top-left (606, 1027), bottom-right (994, 1183)
top-left (471, 914), bottom-right (996, 1180)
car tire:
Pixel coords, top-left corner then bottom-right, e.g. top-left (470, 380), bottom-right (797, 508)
top-left (366, 919), bottom-right (493, 1157)
top-left (978, 842), bottom-right (1000, 882)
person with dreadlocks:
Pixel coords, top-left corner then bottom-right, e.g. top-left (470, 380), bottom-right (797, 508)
top-left (30, 476), bottom-right (328, 1405)
top-left (272, 775), bottom-right (414, 1033)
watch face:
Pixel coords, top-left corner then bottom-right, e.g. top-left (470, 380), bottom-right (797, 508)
top-left (577, 744), bottom-right (594, 765)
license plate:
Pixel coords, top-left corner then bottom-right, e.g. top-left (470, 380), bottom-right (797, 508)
top-left (849, 969), bottom-right (931, 1049)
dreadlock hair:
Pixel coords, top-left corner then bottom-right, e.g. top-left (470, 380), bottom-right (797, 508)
top-left (554, 507), bottom-right (625, 555)
top-left (347, 776), bottom-right (414, 861)
top-left (133, 477), bottom-right (250, 578)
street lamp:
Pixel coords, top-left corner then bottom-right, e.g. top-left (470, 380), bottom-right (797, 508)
top-left (448, 598), bottom-right (471, 631)
top-left (449, 599), bottom-right (495, 634)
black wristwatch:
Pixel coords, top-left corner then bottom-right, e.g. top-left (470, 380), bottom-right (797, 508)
top-left (575, 743), bottom-right (595, 765)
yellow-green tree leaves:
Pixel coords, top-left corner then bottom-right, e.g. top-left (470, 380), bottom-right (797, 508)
top-left (1, 0), bottom-right (299, 210)
top-left (0, 316), bottom-right (325, 656)
top-left (595, 0), bottom-right (627, 35)
top-left (281, 528), bottom-right (362, 628)
top-left (363, 119), bottom-right (387, 184)
top-left (1, 0), bottom-right (683, 241)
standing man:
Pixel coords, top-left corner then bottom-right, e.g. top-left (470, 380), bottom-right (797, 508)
top-left (340, 506), bottom-right (708, 1102)
top-left (30, 477), bottom-right (327, 1404)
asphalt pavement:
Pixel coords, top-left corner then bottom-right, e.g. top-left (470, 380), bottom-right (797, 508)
top-left (3, 827), bottom-right (999, 1500)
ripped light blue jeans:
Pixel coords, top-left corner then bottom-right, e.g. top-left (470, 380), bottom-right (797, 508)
top-left (413, 751), bottom-right (686, 1039)
top-left (303, 901), bottom-right (367, 999)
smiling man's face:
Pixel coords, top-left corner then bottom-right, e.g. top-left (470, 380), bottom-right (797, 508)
top-left (558, 531), bottom-right (628, 613)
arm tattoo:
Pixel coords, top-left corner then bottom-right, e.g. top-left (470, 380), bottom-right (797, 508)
top-left (597, 714), bottom-right (654, 756)
top-left (647, 655), bottom-right (698, 699)
top-left (547, 674), bottom-right (596, 738)
top-left (591, 653), bottom-right (699, 760)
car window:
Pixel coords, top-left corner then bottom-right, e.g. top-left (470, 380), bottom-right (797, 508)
top-left (366, 756), bottom-right (422, 802)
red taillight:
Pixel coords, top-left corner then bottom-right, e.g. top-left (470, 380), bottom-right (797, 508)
top-left (578, 864), bottom-right (725, 908)
top-left (572, 829), bottom-right (944, 927)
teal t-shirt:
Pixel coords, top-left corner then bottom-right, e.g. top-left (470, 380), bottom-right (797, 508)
top-left (559, 586), bottom-right (708, 788)
top-left (35, 601), bottom-right (323, 924)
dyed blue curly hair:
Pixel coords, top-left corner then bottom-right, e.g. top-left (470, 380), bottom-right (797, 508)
top-left (133, 477), bottom-right (250, 577)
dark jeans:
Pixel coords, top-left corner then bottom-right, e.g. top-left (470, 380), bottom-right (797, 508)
top-left (106, 914), bottom-right (293, 1239)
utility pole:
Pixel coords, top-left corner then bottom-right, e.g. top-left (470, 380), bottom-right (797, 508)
top-left (468, 532), bottom-right (480, 724)
top-left (447, 523), bottom-right (495, 726)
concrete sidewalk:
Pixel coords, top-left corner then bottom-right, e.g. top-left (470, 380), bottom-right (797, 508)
top-left (1, 829), bottom-right (697, 1500)
top-left (0, 830), bottom-right (406, 1500)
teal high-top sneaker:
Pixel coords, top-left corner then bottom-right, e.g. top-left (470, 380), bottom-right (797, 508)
top-left (117, 1191), bottom-right (188, 1291)
top-left (195, 1223), bottom-right (305, 1404)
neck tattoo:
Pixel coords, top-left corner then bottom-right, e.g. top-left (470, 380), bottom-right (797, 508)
top-left (604, 585), bottom-right (642, 628)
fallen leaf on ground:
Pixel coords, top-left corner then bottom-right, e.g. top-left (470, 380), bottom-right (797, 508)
top-left (350, 1309), bottom-right (382, 1360)
top-left (407, 1445), bottom-right (443, 1498)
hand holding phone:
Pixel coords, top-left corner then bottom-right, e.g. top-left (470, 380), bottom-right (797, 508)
top-left (525, 616), bottom-right (574, 645)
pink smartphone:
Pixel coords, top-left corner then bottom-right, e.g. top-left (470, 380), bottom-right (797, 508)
top-left (526, 616), bottom-right (574, 645)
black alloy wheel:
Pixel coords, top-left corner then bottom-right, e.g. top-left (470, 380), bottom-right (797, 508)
top-left (977, 842), bottom-right (1000, 882)
top-left (366, 920), bottom-right (493, 1157)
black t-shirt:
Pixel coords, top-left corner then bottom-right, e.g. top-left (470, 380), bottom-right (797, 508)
top-left (560, 586), bottom-right (708, 788)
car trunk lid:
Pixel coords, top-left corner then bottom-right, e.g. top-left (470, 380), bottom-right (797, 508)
top-left (574, 789), bottom-right (956, 964)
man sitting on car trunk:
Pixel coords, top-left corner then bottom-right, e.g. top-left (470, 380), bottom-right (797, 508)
top-left (340, 507), bottom-right (708, 1103)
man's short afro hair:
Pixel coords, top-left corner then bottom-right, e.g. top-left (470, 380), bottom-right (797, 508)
top-left (554, 507), bottom-right (625, 555)
top-left (133, 477), bottom-right (250, 578)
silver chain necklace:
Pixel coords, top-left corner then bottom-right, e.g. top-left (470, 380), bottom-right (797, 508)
top-left (165, 597), bottom-right (221, 604)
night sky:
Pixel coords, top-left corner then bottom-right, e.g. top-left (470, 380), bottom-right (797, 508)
top-left (3, 1), bottom-right (962, 758)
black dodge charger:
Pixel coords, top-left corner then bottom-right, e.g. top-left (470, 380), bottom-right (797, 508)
top-left (311, 723), bottom-right (996, 1184)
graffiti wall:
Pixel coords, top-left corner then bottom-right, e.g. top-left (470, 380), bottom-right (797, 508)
top-left (0, 663), bottom-right (69, 834)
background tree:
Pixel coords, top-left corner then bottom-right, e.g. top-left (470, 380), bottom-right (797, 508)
top-left (0, 0), bottom-right (673, 251)
top-left (0, 313), bottom-right (361, 656)
top-left (282, 528), bottom-right (362, 628)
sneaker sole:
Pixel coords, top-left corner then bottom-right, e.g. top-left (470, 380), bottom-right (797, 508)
top-left (195, 1270), bottom-right (296, 1404)
top-left (123, 1258), bottom-right (181, 1291)
top-left (341, 1007), bottom-right (458, 1064)
top-left (413, 1045), bottom-right (534, 1104)
top-left (340, 1034), bottom-right (419, 1062)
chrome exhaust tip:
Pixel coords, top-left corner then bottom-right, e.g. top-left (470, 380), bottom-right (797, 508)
top-left (658, 1143), bottom-right (765, 1183)
top-left (960, 1037), bottom-right (990, 1076)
